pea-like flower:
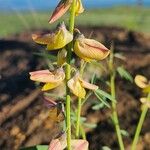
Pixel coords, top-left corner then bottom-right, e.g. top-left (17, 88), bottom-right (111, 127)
top-left (67, 74), bottom-right (98, 98)
top-left (49, 0), bottom-right (84, 24)
top-left (135, 75), bottom-right (150, 93)
top-left (74, 34), bottom-right (110, 62)
top-left (32, 22), bottom-right (73, 50)
top-left (29, 68), bottom-right (65, 91)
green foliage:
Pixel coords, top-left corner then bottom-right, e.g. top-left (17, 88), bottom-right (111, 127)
top-left (20, 145), bottom-right (48, 150)
top-left (120, 129), bottom-right (129, 137)
top-left (94, 91), bottom-right (110, 108)
top-left (92, 103), bottom-right (105, 110)
top-left (102, 146), bottom-right (112, 150)
top-left (95, 89), bottom-right (116, 102)
top-left (117, 66), bottom-right (133, 82)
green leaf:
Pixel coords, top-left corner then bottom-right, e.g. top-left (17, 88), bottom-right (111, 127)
top-left (84, 123), bottom-right (97, 129)
top-left (120, 129), bottom-right (129, 137)
top-left (20, 145), bottom-right (48, 150)
top-left (102, 146), bottom-right (112, 150)
top-left (95, 89), bottom-right (116, 103)
top-left (91, 73), bottom-right (96, 84)
top-left (94, 91), bottom-right (110, 108)
top-left (92, 103), bottom-right (105, 110)
top-left (117, 66), bottom-right (133, 82)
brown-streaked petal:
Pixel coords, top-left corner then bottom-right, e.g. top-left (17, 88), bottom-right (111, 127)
top-left (29, 68), bottom-right (65, 83)
top-left (49, 139), bottom-right (62, 150)
top-left (71, 139), bottom-right (89, 150)
top-left (32, 33), bottom-right (54, 45)
top-left (74, 35), bottom-right (110, 61)
top-left (79, 78), bottom-right (98, 91)
top-left (49, 0), bottom-right (72, 24)
top-left (29, 70), bottom-right (54, 83)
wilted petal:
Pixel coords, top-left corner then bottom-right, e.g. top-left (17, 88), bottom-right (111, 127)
top-left (71, 139), bottom-right (89, 150)
top-left (49, 0), bottom-right (72, 24)
top-left (68, 75), bottom-right (86, 99)
top-left (74, 34), bottom-right (110, 61)
top-left (47, 22), bottom-right (73, 50)
top-left (135, 75), bottom-right (148, 89)
top-left (32, 33), bottom-right (54, 45)
top-left (79, 78), bottom-right (98, 91)
top-left (43, 97), bottom-right (57, 108)
top-left (49, 139), bottom-right (62, 150)
top-left (57, 49), bottom-right (67, 66)
top-left (75, 0), bottom-right (84, 16)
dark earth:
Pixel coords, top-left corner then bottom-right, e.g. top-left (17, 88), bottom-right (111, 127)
top-left (0, 26), bottom-right (150, 150)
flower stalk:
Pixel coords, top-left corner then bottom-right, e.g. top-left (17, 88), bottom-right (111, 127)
top-left (131, 92), bottom-right (150, 150)
top-left (65, 0), bottom-right (76, 149)
top-left (109, 44), bottom-right (125, 150)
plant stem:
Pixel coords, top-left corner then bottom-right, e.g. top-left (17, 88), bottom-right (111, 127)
top-left (111, 73), bottom-right (125, 150)
top-left (76, 98), bottom-right (82, 138)
top-left (131, 92), bottom-right (150, 150)
top-left (75, 60), bottom-right (86, 138)
top-left (109, 44), bottom-right (125, 150)
top-left (65, 0), bottom-right (76, 149)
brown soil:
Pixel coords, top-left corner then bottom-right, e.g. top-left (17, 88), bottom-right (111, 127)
top-left (0, 26), bottom-right (150, 150)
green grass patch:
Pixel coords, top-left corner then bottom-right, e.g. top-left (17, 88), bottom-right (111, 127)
top-left (0, 6), bottom-right (150, 37)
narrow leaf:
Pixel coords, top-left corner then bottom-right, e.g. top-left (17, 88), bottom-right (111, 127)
top-left (117, 66), bottom-right (133, 82)
top-left (95, 89), bottom-right (116, 103)
top-left (94, 91), bottom-right (110, 108)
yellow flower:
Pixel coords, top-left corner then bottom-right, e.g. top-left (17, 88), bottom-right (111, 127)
top-left (67, 74), bottom-right (98, 98)
top-left (74, 34), bottom-right (110, 62)
top-left (49, 0), bottom-right (72, 24)
top-left (75, 0), bottom-right (84, 16)
top-left (32, 22), bottom-right (73, 50)
top-left (57, 49), bottom-right (67, 66)
top-left (29, 68), bottom-right (65, 91)
top-left (134, 75), bottom-right (150, 93)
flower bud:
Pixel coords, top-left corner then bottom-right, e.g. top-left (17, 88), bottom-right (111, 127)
top-left (49, 0), bottom-right (72, 24)
top-left (74, 34), bottom-right (110, 62)
top-left (75, 0), bottom-right (84, 16)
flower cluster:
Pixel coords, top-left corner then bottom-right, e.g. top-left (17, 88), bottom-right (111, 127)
top-left (29, 0), bottom-right (110, 149)
top-left (29, 2), bottom-right (110, 98)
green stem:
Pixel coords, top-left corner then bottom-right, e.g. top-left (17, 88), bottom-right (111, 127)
top-left (76, 98), bottom-right (82, 138)
top-left (80, 125), bottom-right (86, 140)
top-left (111, 73), bottom-right (125, 150)
top-left (131, 93), bottom-right (150, 150)
top-left (75, 60), bottom-right (86, 138)
top-left (65, 0), bottom-right (76, 150)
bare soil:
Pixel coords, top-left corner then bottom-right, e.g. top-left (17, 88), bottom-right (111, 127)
top-left (0, 26), bottom-right (150, 150)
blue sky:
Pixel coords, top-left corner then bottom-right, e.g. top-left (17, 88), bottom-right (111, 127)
top-left (0, 0), bottom-right (149, 11)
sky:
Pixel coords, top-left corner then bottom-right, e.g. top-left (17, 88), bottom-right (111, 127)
top-left (0, 0), bottom-right (149, 11)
